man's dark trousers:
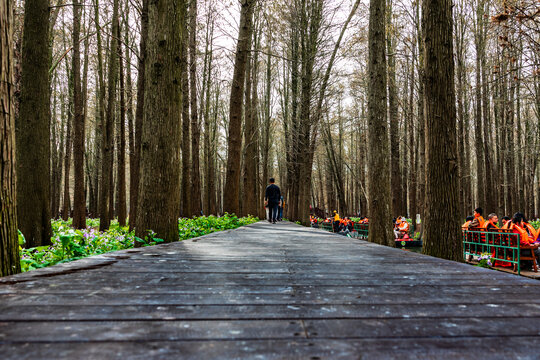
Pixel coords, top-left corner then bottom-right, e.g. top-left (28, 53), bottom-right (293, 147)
top-left (268, 203), bottom-right (279, 222)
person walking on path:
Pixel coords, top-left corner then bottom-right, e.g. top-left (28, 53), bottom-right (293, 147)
top-left (278, 196), bottom-right (285, 221)
top-left (264, 178), bottom-right (281, 224)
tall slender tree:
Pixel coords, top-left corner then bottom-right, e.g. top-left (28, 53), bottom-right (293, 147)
top-left (189, 0), bottom-right (202, 216)
top-left (223, 0), bottom-right (256, 215)
top-left (17, 0), bottom-right (52, 247)
top-left (117, 20), bottom-right (127, 227)
top-left (0, 0), bottom-right (21, 276)
top-left (422, 0), bottom-right (462, 260)
top-left (367, 0), bottom-right (393, 246)
top-left (99, 0), bottom-right (120, 231)
top-left (130, 0), bottom-right (148, 230)
top-left (72, 0), bottom-right (86, 229)
top-left (136, 0), bottom-right (184, 242)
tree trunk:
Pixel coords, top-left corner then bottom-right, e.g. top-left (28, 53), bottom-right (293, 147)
top-left (72, 0), bottom-right (86, 229)
top-left (136, 0), bottom-right (184, 243)
top-left (189, 0), bottom-right (202, 216)
top-left (387, 0), bottom-right (400, 217)
top-left (367, 0), bottom-right (393, 246)
top-left (130, 0), bottom-right (148, 231)
top-left (117, 21), bottom-right (127, 227)
top-left (242, 26), bottom-right (258, 217)
top-left (473, 0), bottom-right (485, 210)
top-left (17, 0), bottom-right (52, 247)
top-left (422, 0), bottom-right (462, 260)
top-left (0, 0), bottom-right (21, 276)
top-left (180, 0), bottom-right (191, 218)
top-left (223, 0), bottom-right (256, 215)
top-left (99, 0), bottom-right (120, 231)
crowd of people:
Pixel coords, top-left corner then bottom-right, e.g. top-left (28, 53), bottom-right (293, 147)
top-left (462, 207), bottom-right (539, 242)
top-left (463, 207), bottom-right (540, 268)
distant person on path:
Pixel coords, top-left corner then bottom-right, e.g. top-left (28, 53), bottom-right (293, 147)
top-left (278, 196), bottom-right (285, 221)
top-left (264, 178), bottom-right (281, 224)
top-left (332, 210), bottom-right (340, 232)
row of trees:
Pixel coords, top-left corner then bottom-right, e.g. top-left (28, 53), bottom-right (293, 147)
top-left (2, 0), bottom-right (538, 275)
top-left (312, 0), bottom-right (540, 224)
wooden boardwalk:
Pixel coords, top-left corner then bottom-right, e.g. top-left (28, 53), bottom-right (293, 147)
top-left (1, 221), bottom-right (540, 359)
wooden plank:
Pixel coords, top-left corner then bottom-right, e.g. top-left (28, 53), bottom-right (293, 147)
top-left (1, 221), bottom-right (540, 359)
top-left (1, 338), bottom-right (539, 360)
top-left (2, 303), bottom-right (540, 321)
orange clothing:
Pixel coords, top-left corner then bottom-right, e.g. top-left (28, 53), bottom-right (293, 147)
top-left (462, 221), bottom-right (471, 230)
top-left (524, 223), bottom-right (538, 242)
top-left (482, 220), bottom-right (499, 230)
top-left (398, 221), bottom-right (409, 234)
top-left (468, 214), bottom-right (485, 229)
top-left (509, 223), bottom-right (535, 245)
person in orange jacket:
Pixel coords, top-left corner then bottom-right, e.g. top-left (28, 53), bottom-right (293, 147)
top-left (508, 213), bottom-right (538, 247)
top-left (393, 217), bottom-right (409, 239)
top-left (468, 207), bottom-right (485, 229)
top-left (501, 216), bottom-right (511, 228)
top-left (483, 213), bottom-right (499, 230)
top-left (523, 217), bottom-right (539, 242)
top-left (462, 215), bottom-right (474, 230)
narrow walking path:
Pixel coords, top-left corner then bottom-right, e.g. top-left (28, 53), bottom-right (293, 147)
top-left (1, 221), bottom-right (540, 359)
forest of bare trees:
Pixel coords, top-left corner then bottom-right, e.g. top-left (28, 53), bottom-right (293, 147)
top-left (1, 0), bottom-right (540, 273)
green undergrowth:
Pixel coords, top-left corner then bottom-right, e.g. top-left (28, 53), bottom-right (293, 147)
top-left (19, 214), bottom-right (258, 272)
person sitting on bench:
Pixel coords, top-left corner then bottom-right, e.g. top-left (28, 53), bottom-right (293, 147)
top-left (501, 216), bottom-right (511, 227)
top-left (508, 213), bottom-right (540, 269)
top-left (468, 207), bottom-right (485, 228)
top-left (483, 213), bottom-right (499, 230)
top-left (394, 217), bottom-right (409, 239)
top-left (462, 215), bottom-right (474, 230)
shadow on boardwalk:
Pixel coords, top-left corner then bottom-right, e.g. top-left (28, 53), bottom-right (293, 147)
top-left (1, 221), bottom-right (540, 359)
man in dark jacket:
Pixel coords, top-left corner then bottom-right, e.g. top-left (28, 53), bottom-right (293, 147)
top-left (264, 178), bottom-right (281, 224)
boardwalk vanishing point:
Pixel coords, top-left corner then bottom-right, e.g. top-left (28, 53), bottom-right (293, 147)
top-left (1, 221), bottom-right (540, 359)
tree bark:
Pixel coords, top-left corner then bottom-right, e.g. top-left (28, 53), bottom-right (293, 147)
top-left (422, 0), bottom-right (462, 260)
top-left (0, 0), bottom-right (21, 276)
top-left (72, 0), bottom-right (86, 229)
top-left (17, 0), bottom-right (52, 246)
top-left (130, 0), bottom-right (148, 231)
top-left (99, 0), bottom-right (119, 231)
top-left (367, 0), bottom-right (393, 246)
top-left (189, 0), bottom-right (202, 216)
top-left (223, 0), bottom-right (256, 215)
top-left (180, 0), bottom-right (191, 218)
top-left (117, 20), bottom-right (127, 227)
top-left (387, 0), bottom-right (400, 217)
top-left (135, 0), bottom-right (184, 243)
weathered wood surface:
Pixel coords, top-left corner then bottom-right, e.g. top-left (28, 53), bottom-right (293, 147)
top-left (1, 221), bottom-right (540, 359)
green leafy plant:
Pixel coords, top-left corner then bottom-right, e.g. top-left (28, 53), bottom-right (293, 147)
top-left (19, 215), bottom-right (259, 272)
top-left (476, 253), bottom-right (492, 268)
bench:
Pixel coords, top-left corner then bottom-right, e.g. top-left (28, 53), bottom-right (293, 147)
top-left (463, 228), bottom-right (538, 274)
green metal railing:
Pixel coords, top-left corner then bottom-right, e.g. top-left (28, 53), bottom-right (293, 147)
top-left (462, 229), bottom-right (522, 274)
top-left (353, 223), bottom-right (369, 240)
top-left (320, 223), bottom-right (333, 232)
